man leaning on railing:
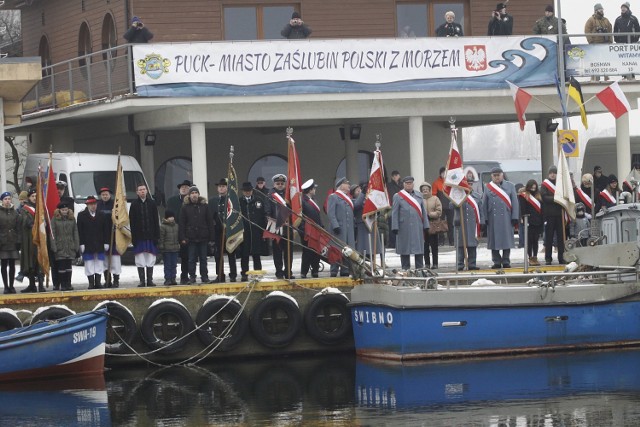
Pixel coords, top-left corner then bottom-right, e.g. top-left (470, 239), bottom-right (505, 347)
top-left (614, 2), bottom-right (640, 80)
top-left (586, 3), bottom-right (613, 82)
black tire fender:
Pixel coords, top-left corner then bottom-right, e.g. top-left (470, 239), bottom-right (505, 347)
top-left (93, 301), bottom-right (137, 354)
top-left (0, 309), bottom-right (22, 332)
top-left (195, 297), bottom-right (249, 351)
top-left (140, 300), bottom-right (194, 354)
top-left (304, 292), bottom-right (352, 345)
top-left (250, 293), bottom-right (301, 348)
top-left (30, 305), bottom-right (75, 325)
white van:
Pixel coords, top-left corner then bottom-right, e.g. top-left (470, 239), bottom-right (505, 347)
top-left (22, 153), bottom-right (149, 213)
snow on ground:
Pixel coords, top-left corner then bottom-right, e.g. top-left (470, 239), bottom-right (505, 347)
top-left (13, 239), bottom-right (550, 291)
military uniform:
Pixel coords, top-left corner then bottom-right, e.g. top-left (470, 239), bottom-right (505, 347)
top-left (239, 187), bottom-right (268, 281)
top-left (452, 192), bottom-right (483, 271)
top-left (327, 178), bottom-right (355, 277)
top-left (482, 174), bottom-right (519, 268)
top-left (391, 181), bottom-right (430, 270)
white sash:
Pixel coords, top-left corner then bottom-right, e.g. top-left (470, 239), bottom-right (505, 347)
top-left (271, 192), bottom-right (287, 206)
top-left (466, 196), bottom-right (480, 237)
top-left (308, 198), bottom-right (320, 212)
top-left (541, 179), bottom-right (556, 194)
top-left (487, 182), bottom-right (512, 210)
top-left (525, 194), bottom-right (542, 213)
top-left (399, 190), bottom-right (423, 219)
top-left (575, 188), bottom-right (593, 209)
top-left (600, 189), bottom-right (616, 204)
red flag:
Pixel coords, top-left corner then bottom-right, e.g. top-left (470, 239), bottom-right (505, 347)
top-left (443, 127), bottom-right (470, 207)
top-left (362, 148), bottom-right (391, 231)
top-left (305, 222), bottom-right (342, 264)
top-left (286, 136), bottom-right (303, 227)
top-left (596, 81), bottom-right (631, 119)
top-left (44, 157), bottom-right (60, 220)
top-left (506, 81), bottom-right (532, 131)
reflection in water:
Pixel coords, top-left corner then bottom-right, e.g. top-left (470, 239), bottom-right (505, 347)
top-left (355, 348), bottom-right (640, 426)
top-left (3, 350), bottom-right (640, 425)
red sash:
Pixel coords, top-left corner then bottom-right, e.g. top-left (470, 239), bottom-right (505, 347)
top-left (22, 205), bottom-right (35, 216)
top-left (334, 190), bottom-right (354, 210)
top-left (271, 192), bottom-right (287, 206)
top-left (307, 197), bottom-right (320, 212)
top-left (575, 188), bottom-right (593, 210)
top-left (487, 182), bottom-right (512, 210)
top-left (599, 189), bottom-right (616, 205)
top-left (541, 179), bottom-right (556, 194)
top-left (524, 194), bottom-right (542, 214)
top-left (466, 196), bottom-right (481, 237)
top-left (398, 190), bottom-right (423, 219)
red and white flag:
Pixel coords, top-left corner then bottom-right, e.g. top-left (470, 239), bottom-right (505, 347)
top-left (506, 81), bottom-right (533, 131)
top-left (286, 135), bottom-right (303, 227)
top-left (44, 157), bottom-right (60, 221)
top-left (443, 127), bottom-right (470, 207)
top-left (596, 81), bottom-right (631, 119)
top-left (363, 148), bottom-right (391, 231)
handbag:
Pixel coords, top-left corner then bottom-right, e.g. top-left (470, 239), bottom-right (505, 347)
top-left (428, 218), bottom-right (448, 235)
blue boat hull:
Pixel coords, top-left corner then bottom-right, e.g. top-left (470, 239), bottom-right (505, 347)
top-left (0, 310), bottom-right (108, 382)
top-left (351, 290), bottom-right (640, 360)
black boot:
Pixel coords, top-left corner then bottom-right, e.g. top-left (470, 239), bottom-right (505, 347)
top-left (113, 274), bottom-right (120, 288)
top-left (104, 271), bottom-right (112, 288)
top-left (94, 274), bottom-right (104, 289)
top-left (137, 267), bottom-right (146, 287)
top-left (146, 267), bottom-right (155, 287)
top-left (21, 276), bottom-right (37, 293)
top-left (38, 275), bottom-right (45, 292)
top-left (88, 275), bottom-right (96, 289)
top-left (61, 271), bottom-right (74, 291)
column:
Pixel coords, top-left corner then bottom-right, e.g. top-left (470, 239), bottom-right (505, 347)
top-left (190, 122), bottom-right (208, 199)
top-left (408, 117), bottom-right (424, 181)
top-left (140, 141), bottom-right (155, 195)
top-left (0, 98), bottom-right (5, 193)
top-left (345, 131), bottom-right (359, 184)
top-left (616, 113), bottom-right (631, 181)
top-left (539, 119), bottom-right (554, 174)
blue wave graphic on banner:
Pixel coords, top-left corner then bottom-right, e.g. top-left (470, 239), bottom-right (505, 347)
top-left (137, 37), bottom-right (557, 97)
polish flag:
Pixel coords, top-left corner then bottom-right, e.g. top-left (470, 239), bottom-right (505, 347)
top-left (596, 81), bottom-right (631, 119)
top-left (506, 81), bottom-right (533, 131)
top-left (444, 127), bottom-right (471, 207)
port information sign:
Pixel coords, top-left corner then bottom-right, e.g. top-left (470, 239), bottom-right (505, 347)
top-left (565, 43), bottom-right (640, 77)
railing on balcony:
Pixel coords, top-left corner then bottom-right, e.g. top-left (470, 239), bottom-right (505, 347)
top-left (22, 44), bottom-right (134, 115)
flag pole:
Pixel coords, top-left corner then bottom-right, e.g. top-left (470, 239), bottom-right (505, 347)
top-left (371, 136), bottom-right (383, 271)
top-left (107, 149), bottom-right (120, 284)
top-left (286, 127), bottom-right (293, 280)
top-left (219, 146), bottom-right (233, 279)
top-left (459, 205), bottom-right (468, 270)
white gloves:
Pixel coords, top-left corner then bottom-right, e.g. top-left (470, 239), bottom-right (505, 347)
top-left (80, 245), bottom-right (85, 253)
top-left (104, 244), bottom-right (109, 251)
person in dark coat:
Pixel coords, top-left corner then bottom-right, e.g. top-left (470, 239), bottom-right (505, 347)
top-left (264, 174), bottom-right (294, 279)
top-left (519, 179), bottom-right (543, 266)
top-left (129, 183), bottom-right (160, 287)
top-left (328, 177), bottom-right (356, 277)
top-left (352, 184), bottom-right (383, 260)
top-left (254, 177), bottom-right (269, 200)
top-left (386, 171), bottom-right (402, 248)
top-left (123, 16), bottom-right (154, 43)
top-left (595, 174), bottom-right (620, 213)
top-left (209, 179), bottom-right (239, 283)
top-left (166, 179), bottom-right (192, 284)
top-left (488, 2), bottom-right (513, 35)
top-left (452, 191), bottom-right (483, 271)
top-left (19, 189), bottom-right (44, 293)
top-left (96, 186), bottom-right (120, 287)
top-left (540, 166), bottom-right (566, 265)
top-left (482, 167), bottom-right (519, 268)
top-left (0, 191), bottom-right (19, 294)
top-left (593, 166), bottom-right (609, 194)
top-left (299, 179), bottom-right (323, 278)
top-left (50, 202), bottom-right (79, 291)
top-left (160, 210), bottom-right (181, 285)
top-left (239, 182), bottom-right (268, 281)
top-left (614, 2), bottom-right (640, 43)
top-left (435, 11), bottom-right (464, 37)
top-left (392, 176), bottom-right (430, 270)
top-left (180, 186), bottom-right (215, 284)
top-left (77, 196), bottom-right (109, 289)
top-left (281, 12), bottom-right (312, 39)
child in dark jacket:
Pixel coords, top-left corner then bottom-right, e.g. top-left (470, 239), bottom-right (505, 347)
top-left (159, 210), bottom-right (180, 285)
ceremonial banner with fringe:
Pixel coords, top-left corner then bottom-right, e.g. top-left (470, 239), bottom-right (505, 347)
top-left (32, 169), bottom-right (50, 282)
top-left (112, 155), bottom-right (132, 255)
top-left (225, 161), bottom-right (244, 253)
top-left (286, 136), bottom-right (303, 227)
top-left (44, 155), bottom-right (60, 221)
top-left (443, 127), bottom-right (471, 207)
top-left (363, 147), bottom-right (390, 231)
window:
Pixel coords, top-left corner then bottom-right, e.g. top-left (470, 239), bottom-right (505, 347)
top-left (248, 154), bottom-right (287, 187)
top-left (101, 13), bottom-right (117, 61)
top-left (154, 157), bottom-right (193, 207)
top-left (224, 5), bottom-right (296, 40)
top-left (396, 1), bottom-right (467, 37)
top-left (78, 21), bottom-right (92, 75)
top-left (38, 35), bottom-right (51, 86)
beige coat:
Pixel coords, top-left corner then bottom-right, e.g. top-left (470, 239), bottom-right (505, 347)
top-left (420, 183), bottom-right (443, 220)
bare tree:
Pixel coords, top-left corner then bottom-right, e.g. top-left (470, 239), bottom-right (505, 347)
top-left (0, 9), bottom-right (21, 57)
top-left (4, 135), bottom-right (26, 193)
